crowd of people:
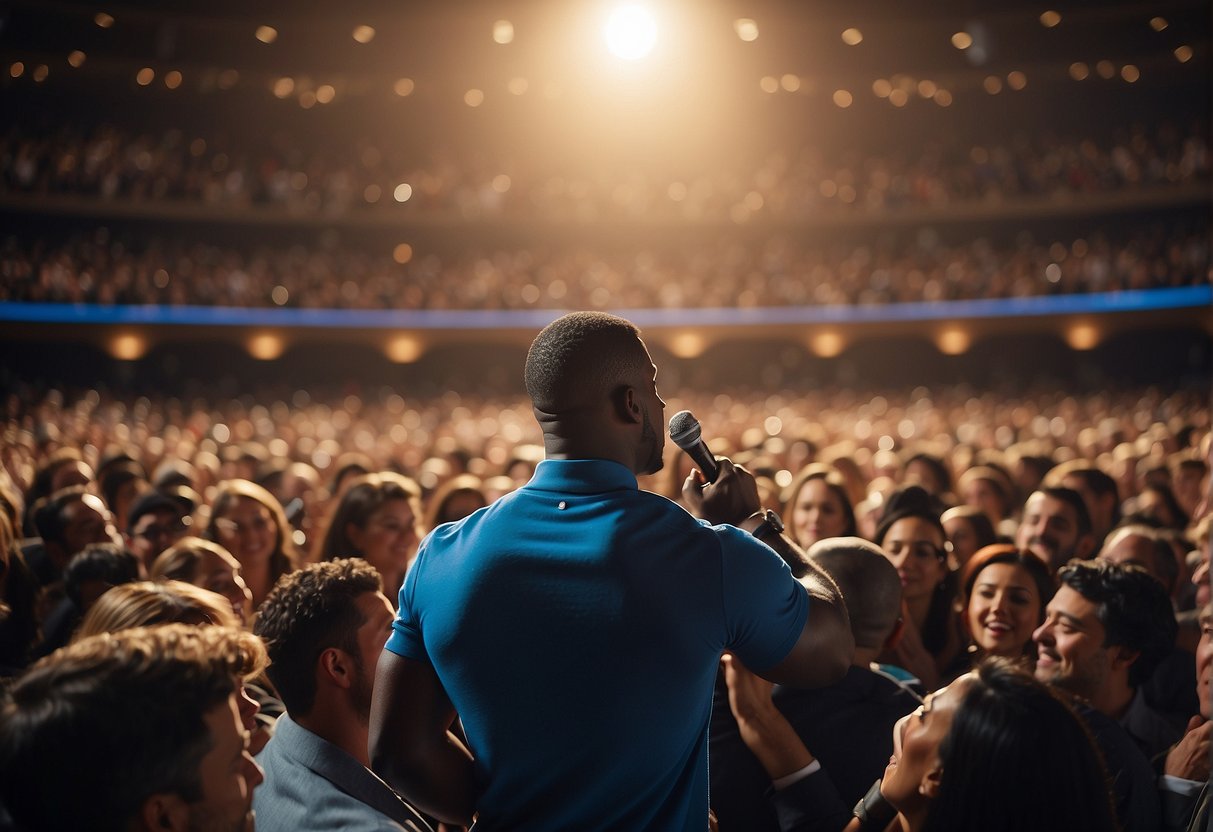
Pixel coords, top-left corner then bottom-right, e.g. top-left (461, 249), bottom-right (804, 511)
top-left (2, 120), bottom-right (1207, 221)
top-left (0, 314), bottom-right (1209, 828)
top-left (2, 224), bottom-right (1206, 310)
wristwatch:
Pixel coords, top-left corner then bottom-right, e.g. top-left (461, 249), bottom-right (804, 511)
top-left (749, 509), bottom-right (784, 541)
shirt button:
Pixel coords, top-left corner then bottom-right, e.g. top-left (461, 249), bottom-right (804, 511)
top-left (558, 501), bottom-right (567, 510)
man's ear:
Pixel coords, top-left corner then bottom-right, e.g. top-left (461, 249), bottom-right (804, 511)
top-left (1111, 645), bottom-right (1141, 674)
top-left (320, 647), bottom-right (355, 690)
top-left (139, 792), bottom-right (189, 832)
top-left (1075, 533), bottom-right (1096, 560)
top-left (614, 386), bottom-right (641, 424)
top-left (920, 763), bottom-right (944, 799)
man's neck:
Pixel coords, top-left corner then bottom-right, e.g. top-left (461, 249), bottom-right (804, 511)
top-left (295, 705), bottom-right (370, 768)
top-left (1091, 676), bottom-right (1135, 721)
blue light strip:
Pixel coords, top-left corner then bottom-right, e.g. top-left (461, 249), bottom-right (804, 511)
top-left (0, 286), bottom-right (1208, 329)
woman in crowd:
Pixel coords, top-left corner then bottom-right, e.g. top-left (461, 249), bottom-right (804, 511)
top-left (203, 479), bottom-right (299, 611)
top-left (313, 472), bottom-right (422, 602)
top-left (947, 544), bottom-right (1055, 680)
top-left (423, 473), bottom-right (489, 533)
top-left (957, 465), bottom-right (1017, 539)
top-left (940, 505), bottom-right (998, 569)
top-left (873, 486), bottom-right (958, 689)
top-left (863, 659), bottom-right (1117, 831)
top-left (782, 464), bottom-right (857, 552)
top-left (150, 536), bottom-right (254, 628)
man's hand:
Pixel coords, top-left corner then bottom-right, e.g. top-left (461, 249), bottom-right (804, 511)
top-left (682, 458), bottom-right (761, 526)
top-left (1164, 716), bottom-right (1212, 781)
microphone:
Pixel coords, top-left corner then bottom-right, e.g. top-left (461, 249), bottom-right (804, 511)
top-left (668, 410), bottom-right (719, 483)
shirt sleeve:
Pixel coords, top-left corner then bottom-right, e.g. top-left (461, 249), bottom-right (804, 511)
top-left (717, 525), bottom-right (809, 672)
top-left (384, 541), bottom-right (431, 662)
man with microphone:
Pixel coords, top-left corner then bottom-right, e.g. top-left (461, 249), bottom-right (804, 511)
top-left (371, 311), bottom-right (852, 831)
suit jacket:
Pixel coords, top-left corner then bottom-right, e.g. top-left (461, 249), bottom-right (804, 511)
top-left (710, 664), bottom-right (919, 832)
top-left (253, 713), bottom-right (432, 832)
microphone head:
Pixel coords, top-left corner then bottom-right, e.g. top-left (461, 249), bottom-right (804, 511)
top-left (668, 410), bottom-right (702, 448)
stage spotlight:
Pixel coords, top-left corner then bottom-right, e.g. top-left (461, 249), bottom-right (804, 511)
top-left (604, 5), bottom-right (658, 60)
top-left (1065, 323), bottom-right (1100, 351)
top-left (669, 332), bottom-right (707, 359)
top-left (109, 333), bottom-right (148, 361)
top-left (936, 328), bottom-right (971, 355)
top-left (809, 332), bottom-right (845, 358)
top-left (386, 336), bottom-right (424, 363)
top-left (248, 333), bottom-right (285, 360)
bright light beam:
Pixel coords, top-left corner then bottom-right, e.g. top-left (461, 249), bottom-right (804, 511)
top-left (604, 5), bottom-right (658, 60)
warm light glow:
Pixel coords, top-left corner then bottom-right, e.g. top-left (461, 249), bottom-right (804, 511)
top-left (95, 12), bottom-right (114, 28)
top-left (984, 75), bottom-right (1003, 93)
top-left (780, 74), bottom-right (801, 92)
top-left (493, 20), bottom-right (514, 44)
top-left (9, 62), bottom-right (23, 78)
top-left (1039, 10), bottom-right (1061, 27)
top-left (810, 332), bottom-right (845, 358)
top-left (164, 70), bottom-right (182, 89)
top-left (394, 78), bottom-right (415, 97)
top-left (1149, 17), bottom-right (1168, 32)
top-left (951, 31), bottom-right (973, 49)
top-left (1069, 62), bottom-right (1089, 80)
top-left (136, 67), bottom-right (154, 86)
top-left (393, 243), bottom-right (414, 264)
top-left (316, 84), bottom-right (336, 103)
top-left (217, 69), bottom-right (239, 89)
top-left (888, 89), bottom-right (909, 107)
top-left (393, 183), bottom-right (413, 202)
top-left (1006, 71), bottom-right (1027, 90)
top-left (352, 25), bottom-right (375, 44)
top-left (464, 88), bottom-right (485, 107)
top-left (669, 332), bottom-right (707, 359)
top-left (1096, 60), bottom-right (1115, 79)
top-left (255, 25), bottom-right (278, 44)
top-left (759, 76), bottom-right (779, 93)
top-left (1121, 65), bottom-right (1140, 83)
top-left (67, 50), bottom-right (87, 68)
top-left (386, 336), bottom-right (424, 363)
top-left (604, 5), bottom-right (658, 60)
top-left (1175, 45), bottom-right (1193, 63)
top-left (508, 77), bottom-right (528, 95)
top-left (841, 27), bottom-right (863, 45)
top-left (110, 333), bottom-right (147, 361)
top-left (273, 77), bottom-right (295, 97)
top-left (1066, 323), bottom-right (1100, 351)
top-left (917, 79), bottom-right (938, 98)
top-left (832, 89), bottom-right (853, 108)
top-left (933, 89), bottom-right (953, 107)
top-left (32, 65), bottom-right (48, 82)
top-left (872, 78), bottom-right (892, 98)
top-left (248, 334), bottom-right (285, 360)
top-left (734, 19), bottom-right (759, 42)
top-left (299, 90), bottom-right (317, 109)
top-left (936, 329), bottom-right (971, 355)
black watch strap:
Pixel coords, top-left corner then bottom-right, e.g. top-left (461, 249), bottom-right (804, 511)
top-left (750, 509), bottom-right (784, 541)
top-left (852, 779), bottom-right (897, 830)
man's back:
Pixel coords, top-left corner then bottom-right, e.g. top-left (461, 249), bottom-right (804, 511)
top-left (387, 459), bottom-right (807, 830)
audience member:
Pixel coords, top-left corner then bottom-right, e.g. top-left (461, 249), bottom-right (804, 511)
top-left (1015, 486), bottom-right (1096, 572)
top-left (421, 474), bottom-right (488, 533)
top-left (150, 536), bottom-right (254, 627)
top-left (315, 472), bottom-right (423, 604)
top-left (0, 624), bottom-right (264, 832)
top-left (711, 537), bottom-right (918, 832)
top-left (36, 542), bottom-right (141, 656)
top-left (204, 479), bottom-right (299, 609)
top-left (781, 464), bottom-right (858, 552)
top-left (369, 311), bottom-right (852, 829)
top-left (124, 489), bottom-right (193, 574)
top-left (253, 559), bottom-right (432, 831)
top-left (940, 504), bottom-right (997, 567)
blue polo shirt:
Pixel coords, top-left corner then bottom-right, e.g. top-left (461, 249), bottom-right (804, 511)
top-left (387, 458), bottom-right (808, 831)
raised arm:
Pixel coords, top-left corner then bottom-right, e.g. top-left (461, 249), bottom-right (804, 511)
top-left (684, 459), bottom-right (854, 689)
top-left (368, 649), bottom-right (477, 826)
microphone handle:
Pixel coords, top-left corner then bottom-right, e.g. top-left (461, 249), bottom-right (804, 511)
top-left (683, 439), bottom-right (720, 484)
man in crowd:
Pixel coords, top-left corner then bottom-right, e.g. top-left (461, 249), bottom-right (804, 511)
top-left (0, 624), bottom-right (263, 831)
top-left (1016, 486), bottom-right (1096, 571)
top-left (124, 489), bottom-right (192, 573)
top-left (711, 537), bottom-right (918, 832)
top-left (370, 311), bottom-right (852, 830)
top-left (253, 559), bottom-right (431, 831)
top-left (1161, 605), bottom-right (1212, 831)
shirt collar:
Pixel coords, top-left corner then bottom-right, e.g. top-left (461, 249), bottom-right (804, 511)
top-left (527, 458), bottom-right (638, 494)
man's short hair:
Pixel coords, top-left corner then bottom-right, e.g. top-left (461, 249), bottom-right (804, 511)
top-left (1057, 559), bottom-right (1177, 688)
top-left (31, 486), bottom-right (91, 547)
top-left (1036, 486), bottom-right (1093, 539)
top-left (0, 624), bottom-right (251, 832)
top-left (524, 312), bottom-right (651, 414)
top-left (254, 558), bottom-right (383, 717)
top-left (62, 543), bottom-right (141, 608)
top-left (806, 537), bottom-right (901, 650)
